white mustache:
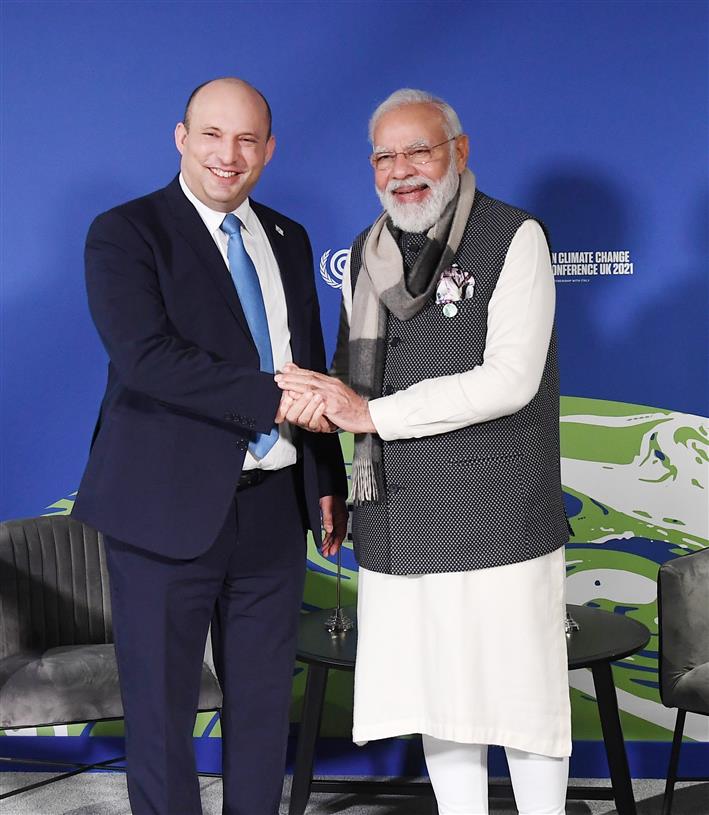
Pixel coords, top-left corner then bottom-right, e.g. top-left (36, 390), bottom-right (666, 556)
top-left (376, 160), bottom-right (459, 233)
top-left (386, 176), bottom-right (431, 192)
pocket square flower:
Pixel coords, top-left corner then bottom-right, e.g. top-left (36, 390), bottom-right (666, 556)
top-left (435, 263), bottom-right (474, 304)
top-left (436, 275), bottom-right (462, 304)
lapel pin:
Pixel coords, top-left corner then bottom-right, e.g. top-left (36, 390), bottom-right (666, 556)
top-left (275, 224), bottom-right (284, 236)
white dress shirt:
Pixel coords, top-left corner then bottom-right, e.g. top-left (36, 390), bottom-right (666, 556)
top-left (341, 219), bottom-right (555, 439)
top-left (179, 174), bottom-right (296, 470)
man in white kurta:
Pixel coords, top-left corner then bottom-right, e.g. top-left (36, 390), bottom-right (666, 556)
top-left (276, 89), bottom-right (571, 815)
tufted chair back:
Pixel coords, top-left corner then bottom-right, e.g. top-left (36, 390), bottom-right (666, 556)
top-left (657, 548), bottom-right (709, 814)
top-left (658, 548), bottom-right (709, 715)
top-left (0, 515), bottom-right (112, 660)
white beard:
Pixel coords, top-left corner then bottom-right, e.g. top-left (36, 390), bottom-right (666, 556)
top-left (376, 159), bottom-right (460, 233)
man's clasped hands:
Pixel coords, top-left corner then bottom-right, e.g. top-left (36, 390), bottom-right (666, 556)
top-left (274, 363), bottom-right (376, 435)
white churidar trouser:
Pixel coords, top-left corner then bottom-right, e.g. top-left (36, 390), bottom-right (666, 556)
top-left (422, 734), bottom-right (569, 815)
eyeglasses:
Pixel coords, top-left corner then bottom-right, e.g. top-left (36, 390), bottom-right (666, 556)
top-left (369, 137), bottom-right (458, 171)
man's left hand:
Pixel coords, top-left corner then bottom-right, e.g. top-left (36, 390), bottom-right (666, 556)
top-left (274, 388), bottom-right (336, 433)
top-left (319, 494), bottom-right (349, 557)
top-left (275, 364), bottom-right (376, 434)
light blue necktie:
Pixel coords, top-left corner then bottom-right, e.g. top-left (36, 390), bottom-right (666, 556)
top-left (220, 213), bottom-right (279, 459)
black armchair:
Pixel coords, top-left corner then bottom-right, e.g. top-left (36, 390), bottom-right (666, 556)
top-left (657, 547), bottom-right (709, 815)
top-left (0, 514), bottom-right (222, 800)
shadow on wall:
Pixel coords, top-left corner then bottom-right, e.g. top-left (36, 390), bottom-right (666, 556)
top-left (522, 165), bottom-right (633, 401)
top-left (524, 164), bottom-right (632, 249)
top-left (520, 166), bottom-right (708, 415)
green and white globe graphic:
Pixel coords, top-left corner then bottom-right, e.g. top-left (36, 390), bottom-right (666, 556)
top-left (5, 396), bottom-right (707, 748)
top-left (559, 397), bottom-right (708, 743)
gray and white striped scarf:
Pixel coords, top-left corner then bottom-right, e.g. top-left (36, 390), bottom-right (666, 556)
top-left (345, 169), bottom-right (477, 503)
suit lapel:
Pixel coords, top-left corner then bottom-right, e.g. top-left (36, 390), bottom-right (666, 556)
top-left (162, 177), bottom-right (254, 343)
top-left (252, 202), bottom-right (305, 363)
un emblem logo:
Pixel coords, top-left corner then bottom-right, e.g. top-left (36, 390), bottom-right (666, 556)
top-left (319, 249), bottom-right (350, 289)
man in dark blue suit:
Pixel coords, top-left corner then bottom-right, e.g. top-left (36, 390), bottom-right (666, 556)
top-left (73, 77), bottom-right (348, 815)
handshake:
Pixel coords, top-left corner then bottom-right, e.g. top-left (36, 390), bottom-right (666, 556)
top-left (274, 363), bottom-right (376, 435)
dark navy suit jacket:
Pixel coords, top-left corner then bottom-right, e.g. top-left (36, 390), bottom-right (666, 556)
top-left (73, 176), bottom-right (346, 558)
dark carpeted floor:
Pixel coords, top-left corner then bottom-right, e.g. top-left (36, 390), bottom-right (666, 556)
top-left (1, 773), bottom-right (708, 814)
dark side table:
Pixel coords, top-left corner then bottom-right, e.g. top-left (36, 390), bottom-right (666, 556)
top-left (289, 603), bottom-right (650, 815)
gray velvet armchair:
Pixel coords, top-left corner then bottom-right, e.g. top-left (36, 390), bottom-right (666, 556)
top-left (657, 547), bottom-right (709, 815)
top-left (0, 514), bottom-right (222, 800)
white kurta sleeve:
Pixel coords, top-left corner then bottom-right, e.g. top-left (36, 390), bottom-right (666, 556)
top-left (368, 219), bottom-right (556, 441)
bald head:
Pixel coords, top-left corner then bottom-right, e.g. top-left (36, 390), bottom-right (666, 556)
top-left (175, 76), bottom-right (276, 213)
top-left (183, 77), bottom-right (272, 137)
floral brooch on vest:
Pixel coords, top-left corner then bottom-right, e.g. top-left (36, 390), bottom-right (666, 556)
top-left (435, 263), bottom-right (474, 318)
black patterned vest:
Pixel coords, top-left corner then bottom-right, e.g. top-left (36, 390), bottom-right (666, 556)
top-left (349, 190), bottom-right (568, 575)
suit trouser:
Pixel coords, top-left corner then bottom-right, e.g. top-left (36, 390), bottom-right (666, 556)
top-left (105, 466), bottom-right (308, 815)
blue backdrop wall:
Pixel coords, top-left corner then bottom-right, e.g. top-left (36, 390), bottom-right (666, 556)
top-left (2, 0), bottom-right (708, 779)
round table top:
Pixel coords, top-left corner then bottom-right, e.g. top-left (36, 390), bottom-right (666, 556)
top-left (296, 604), bottom-right (650, 671)
top-left (564, 603), bottom-right (650, 669)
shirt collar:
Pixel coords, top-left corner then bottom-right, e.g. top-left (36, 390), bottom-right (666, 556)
top-left (179, 173), bottom-right (256, 238)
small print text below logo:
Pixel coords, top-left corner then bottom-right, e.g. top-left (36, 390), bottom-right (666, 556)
top-left (319, 249), bottom-right (350, 289)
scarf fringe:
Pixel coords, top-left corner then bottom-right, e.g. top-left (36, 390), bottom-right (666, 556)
top-left (351, 457), bottom-right (384, 505)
